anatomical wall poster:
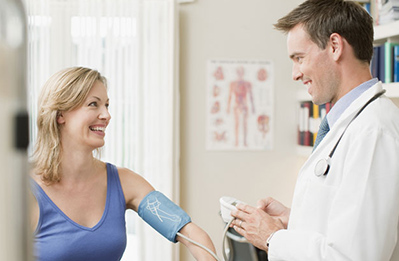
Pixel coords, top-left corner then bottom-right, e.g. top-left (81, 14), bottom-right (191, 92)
top-left (206, 59), bottom-right (274, 151)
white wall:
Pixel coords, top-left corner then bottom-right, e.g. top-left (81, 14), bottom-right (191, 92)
top-left (178, 0), bottom-right (305, 260)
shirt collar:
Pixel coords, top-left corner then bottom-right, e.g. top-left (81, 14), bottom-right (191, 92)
top-left (326, 78), bottom-right (378, 129)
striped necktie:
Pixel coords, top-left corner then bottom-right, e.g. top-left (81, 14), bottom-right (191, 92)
top-left (313, 116), bottom-right (329, 151)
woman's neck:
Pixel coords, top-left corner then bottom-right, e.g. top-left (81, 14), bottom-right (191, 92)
top-left (59, 148), bottom-right (102, 184)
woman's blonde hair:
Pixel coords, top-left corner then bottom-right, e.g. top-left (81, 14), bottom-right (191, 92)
top-left (33, 67), bottom-right (107, 184)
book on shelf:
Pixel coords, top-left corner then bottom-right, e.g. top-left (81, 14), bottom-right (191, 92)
top-left (359, 2), bottom-right (372, 14)
top-left (394, 45), bottom-right (399, 82)
top-left (371, 41), bottom-right (399, 83)
top-left (372, 0), bottom-right (399, 25)
top-left (298, 101), bottom-right (331, 147)
top-left (379, 43), bottom-right (386, 82)
top-left (303, 102), bottom-right (312, 146)
top-left (312, 103), bottom-right (319, 145)
top-left (378, 0), bottom-right (399, 25)
top-left (371, 45), bottom-right (380, 78)
top-left (385, 42), bottom-right (398, 83)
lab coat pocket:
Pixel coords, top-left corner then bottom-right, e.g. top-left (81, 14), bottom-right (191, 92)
top-left (298, 178), bottom-right (338, 235)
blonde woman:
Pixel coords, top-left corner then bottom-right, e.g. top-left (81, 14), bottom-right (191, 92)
top-left (30, 67), bottom-right (216, 261)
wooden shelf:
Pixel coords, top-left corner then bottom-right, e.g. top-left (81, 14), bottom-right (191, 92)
top-left (374, 20), bottom-right (399, 42)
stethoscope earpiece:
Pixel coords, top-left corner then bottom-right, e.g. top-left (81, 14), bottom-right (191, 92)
top-left (314, 157), bottom-right (331, 177)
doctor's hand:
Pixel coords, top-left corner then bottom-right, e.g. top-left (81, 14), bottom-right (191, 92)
top-left (230, 203), bottom-right (285, 251)
top-left (257, 197), bottom-right (290, 229)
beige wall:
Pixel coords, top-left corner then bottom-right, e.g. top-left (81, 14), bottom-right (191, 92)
top-left (178, 0), bottom-right (305, 260)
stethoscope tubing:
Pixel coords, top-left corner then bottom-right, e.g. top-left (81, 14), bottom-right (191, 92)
top-left (314, 89), bottom-right (386, 177)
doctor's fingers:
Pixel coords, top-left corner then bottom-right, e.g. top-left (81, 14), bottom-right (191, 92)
top-left (232, 207), bottom-right (268, 226)
top-left (236, 203), bottom-right (257, 214)
top-left (231, 204), bottom-right (256, 220)
top-left (230, 209), bottom-right (251, 224)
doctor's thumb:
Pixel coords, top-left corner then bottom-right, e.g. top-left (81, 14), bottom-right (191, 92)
top-left (256, 197), bottom-right (273, 210)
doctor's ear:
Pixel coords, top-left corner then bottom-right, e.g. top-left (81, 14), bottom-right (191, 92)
top-left (329, 33), bottom-right (344, 61)
top-left (56, 111), bottom-right (65, 124)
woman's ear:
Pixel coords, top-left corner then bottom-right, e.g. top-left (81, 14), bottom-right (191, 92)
top-left (57, 111), bottom-right (65, 124)
top-left (329, 33), bottom-right (344, 61)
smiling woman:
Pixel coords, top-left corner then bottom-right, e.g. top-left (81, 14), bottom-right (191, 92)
top-left (30, 67), bottom-right (216, 261)
top-left (25, 0), bottom-right (181, 260)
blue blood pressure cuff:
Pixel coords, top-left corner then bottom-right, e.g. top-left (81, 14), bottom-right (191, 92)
top-left (138, 191), bottom-right (191, 243)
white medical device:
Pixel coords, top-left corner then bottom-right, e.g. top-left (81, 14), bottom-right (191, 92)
top-left (220, 196), bottom-right (244, 223)
top-left (219, 196), bottom-right (247, 261)
top-left (314, 89), bottom-right (386, 177)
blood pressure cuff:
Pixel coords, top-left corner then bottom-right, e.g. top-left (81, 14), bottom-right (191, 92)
top-left (138, 191), bottom-right (191, 243)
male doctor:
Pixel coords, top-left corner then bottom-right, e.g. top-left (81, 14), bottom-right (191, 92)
top-left (231, 0), bottom-right (399, 260)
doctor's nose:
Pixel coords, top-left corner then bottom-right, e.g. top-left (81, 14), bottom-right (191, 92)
top-left (292, 64), bottom-right (303, 81)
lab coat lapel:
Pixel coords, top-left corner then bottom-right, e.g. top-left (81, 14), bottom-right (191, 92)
top-left (296, 82), bottom-right (384, 179)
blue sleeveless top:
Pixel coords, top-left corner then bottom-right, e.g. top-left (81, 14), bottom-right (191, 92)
top-left (30, 163), bottom-right (127, 261)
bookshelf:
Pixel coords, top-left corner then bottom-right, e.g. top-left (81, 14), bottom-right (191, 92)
top-left (374, 20), bottom-right (399, 44)
top-left (296, 21), bottom-right (399, 156)
top-left (374, 21), bottom-right (399, 96)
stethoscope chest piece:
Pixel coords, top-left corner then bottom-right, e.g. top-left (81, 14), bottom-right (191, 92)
top-left (315, 157), bottom-right (331, 177)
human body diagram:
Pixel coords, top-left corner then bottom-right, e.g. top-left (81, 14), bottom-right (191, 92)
top-left (227, 67), bottom-right (255, 147)
top-left (207, 60), bottom-right (274, 151)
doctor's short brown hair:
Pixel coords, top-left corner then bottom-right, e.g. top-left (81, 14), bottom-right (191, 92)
top-left (274, 0), bottom-right (374, 64)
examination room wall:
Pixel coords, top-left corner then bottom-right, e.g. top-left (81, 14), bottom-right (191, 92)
top-left (179, 0), bottom-right (305, 260)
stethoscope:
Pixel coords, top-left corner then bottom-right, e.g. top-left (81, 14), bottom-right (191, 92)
top-left (314, 89), bottom-right (386, 177)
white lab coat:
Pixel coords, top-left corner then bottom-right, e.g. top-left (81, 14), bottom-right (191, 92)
top-left (269, 82), bottom-right (399, 261)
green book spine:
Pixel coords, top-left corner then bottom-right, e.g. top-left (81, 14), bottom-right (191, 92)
top-left (385, 42), bottom-right (398, 84)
